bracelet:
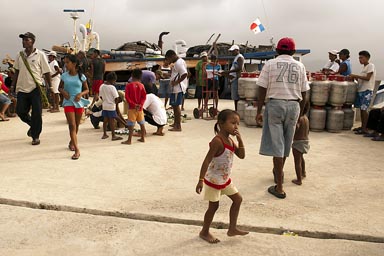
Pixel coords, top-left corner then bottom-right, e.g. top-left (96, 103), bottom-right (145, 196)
top-left (238, 146), bottom-right (245, 149)
top-left (199, 178), bottom-right (204, 181)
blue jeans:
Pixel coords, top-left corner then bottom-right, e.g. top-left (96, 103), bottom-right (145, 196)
top-left (16, 88), bottom-right (42, 139)
top-left (231, 78), bottom-right (239, 100)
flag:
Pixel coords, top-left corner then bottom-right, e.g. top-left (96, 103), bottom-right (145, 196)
top-left (250, 18), bottom-right (265, 34)
top-left (86, 19), bottom-right (92, 35)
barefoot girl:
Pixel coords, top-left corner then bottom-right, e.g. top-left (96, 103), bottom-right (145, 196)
top-left (195, 109), bottom-right (249, 243)
top-left (59, 54), bottom-right (89, 160)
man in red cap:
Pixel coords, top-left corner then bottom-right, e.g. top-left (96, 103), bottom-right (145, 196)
top-left (11, 32), bottom-right (52, 145)
top-left (256, 37), bottom-right (310, 199)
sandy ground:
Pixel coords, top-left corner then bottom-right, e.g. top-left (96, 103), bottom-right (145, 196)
top-left (1, 98), bottom-right (384, 255)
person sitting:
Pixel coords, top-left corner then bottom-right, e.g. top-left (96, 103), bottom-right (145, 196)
top-left (0, 74), bottom-right (12, 121)
top-left (364, 107), bottom-right (384, 141)
top-left (4, 68), bottom-right (17, 117)
top-left (363, 88), bottom-right (384, 141)
top-left (322, 50), bottom-right (339, 75)
top-left (87, 91), bottom-right (127, 130)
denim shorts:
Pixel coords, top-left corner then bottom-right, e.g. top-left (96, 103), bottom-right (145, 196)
top-left (102, 110), bottom-right (117, 118)
top-left (231, 78), bottom-right (239, 100)
top-left (170, 92), bottom-right (183, 106)
top-left (259, 99), bottom-right (300, 157)
top-left (158, 79), bottom-right (171, 98)
top-left (354, 90), bottom-right (373, 111)
top-left (0, 93), bottom-right (12, 105)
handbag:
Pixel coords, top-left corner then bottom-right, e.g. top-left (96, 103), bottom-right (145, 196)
top-left (19, 51), bottom-right (50, 108)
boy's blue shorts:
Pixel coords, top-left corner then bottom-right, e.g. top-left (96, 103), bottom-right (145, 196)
top-left (170, 92), bottom-right (183, 106)
top-left (354, 90), bottom-right (373, 111)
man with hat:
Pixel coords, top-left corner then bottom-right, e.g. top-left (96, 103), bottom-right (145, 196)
top-left (47, 51), bottom-right (61, 113)
top-left (256, 37), bottom-right (310, 199)
top-left (220, 45), bottom-right (244, 111)
top-left (322, 50), bottom-right (339, 74)
top-left (195, 51), bottom-right (208, 110)
top-left (11, 32), bottom-right (52, 145)
top-left (337, 49), bottom-right (352, 76)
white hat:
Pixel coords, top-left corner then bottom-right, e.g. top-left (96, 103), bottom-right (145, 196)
top-left (229, 45), bottom-right (239, 51)
top-left (328, 50), bottom-right (338, 56)
top-left (48, 51), bottom-right (57, 57)
top-left (199, 51), bottom-right (208, 58)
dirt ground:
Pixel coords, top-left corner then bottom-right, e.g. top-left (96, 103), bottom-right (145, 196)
top-left (0, 98), bottom-right (383, 255)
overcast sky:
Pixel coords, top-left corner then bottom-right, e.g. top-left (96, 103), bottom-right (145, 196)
top-left (1, 0), bottom-right (383, 79)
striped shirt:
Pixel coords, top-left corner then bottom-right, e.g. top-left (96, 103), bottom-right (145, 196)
top-left (257, 55), bottom-right (309, 100)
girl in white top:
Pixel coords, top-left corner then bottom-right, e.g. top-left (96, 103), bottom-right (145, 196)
top-left (195, 109), bottom-right (248, 243)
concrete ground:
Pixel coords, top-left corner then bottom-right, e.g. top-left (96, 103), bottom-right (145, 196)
top-left (1, 99), bottom-right (383, 255)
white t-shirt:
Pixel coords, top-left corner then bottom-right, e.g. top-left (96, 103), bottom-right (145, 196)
top-left (99, 83), bottom-right (119, 111)
top-left (257, 55), bottom-right (310, 100)
top-left (170, 58), bottom-right (188, 93)
top-left (49, 60), bottom-right (61, 88)
top-left (143, 94), bottom-right (167, 125)
top-left (14, 48), bottom-right (51, 93)
top-left (323, 60), bottom-right (339, 72)
top-left (358, 63), bottom-right (376, 92)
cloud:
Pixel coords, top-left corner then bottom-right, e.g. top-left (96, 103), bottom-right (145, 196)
top-left (1, 0), bottom-right (383, 80)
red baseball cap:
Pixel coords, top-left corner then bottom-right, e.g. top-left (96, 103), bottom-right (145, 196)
top-left (276, 37), bottom-right (296, 51)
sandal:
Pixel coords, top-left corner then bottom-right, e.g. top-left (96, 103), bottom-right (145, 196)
top-left (372, 136), bottom-right (384, 141)
top-left (68, 143), bottom-right (75, 151)
top-left (354, 130), bottom-right (367, 135)
top-left (352, 127), bottom-right (362, 132)
top-left (71, 153), bottom-right (80, 160)
top-left (268, 185), bottom-right (286, 199)
top-left (363, 133), bottom-right (376, 138)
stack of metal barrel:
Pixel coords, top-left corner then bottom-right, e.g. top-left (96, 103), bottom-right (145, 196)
top-left (309, 73), bottom-right (357, 133)
top-left (237, 72), bottom-right (262, 127)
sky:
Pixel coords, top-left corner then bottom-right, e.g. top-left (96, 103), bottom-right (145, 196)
top-left (1, 0), bottom-right (383, 79)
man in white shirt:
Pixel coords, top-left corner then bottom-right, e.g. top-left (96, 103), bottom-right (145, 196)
top-left (220, 45), bottom-right (244, 110)
top-left (165, 50), bottom-right (188, 132)
top-left (349, 50), bottom-right (376, 135)
top-left (143, 93), bottom-right (167, 136)
top-left (322, 50), bottom-right (339, 74)
top-left (256, 37), bottom-right (310, 199)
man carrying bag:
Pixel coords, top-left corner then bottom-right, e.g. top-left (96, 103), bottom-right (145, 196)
top-left (11, 32), bottom-right (52, 145)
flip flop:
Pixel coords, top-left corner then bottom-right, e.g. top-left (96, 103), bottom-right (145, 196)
top-left (268, 185), bottom-right (286, 199)
top-left (68, 143), bottom-right (75, 151)
top-left (71, 153), bottom-right (80, 160)
top-left (363, 133), bottom-right (376, 138)
top-left (31, 139), bottom-right (40, 145)
top-left (354, 130), bottom-right (367, 135)
top-left (372, 136), bottom-right (384, 141)
top-left (352, 127), bottom-right (362, 132)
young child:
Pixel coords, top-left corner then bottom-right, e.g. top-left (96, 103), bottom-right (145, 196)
top-left (195, 109), bottom-right (248, 243)
top-left (122, 69), bottom-right (147, 145)
top-left (205, 55), bottom-right (222, 111)
top-left (59, 54), bottom-right (90, 160)
top-left (291, 102), bottom-right (310, 185)
top-left (99, 72), bottom-right (123, 141)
